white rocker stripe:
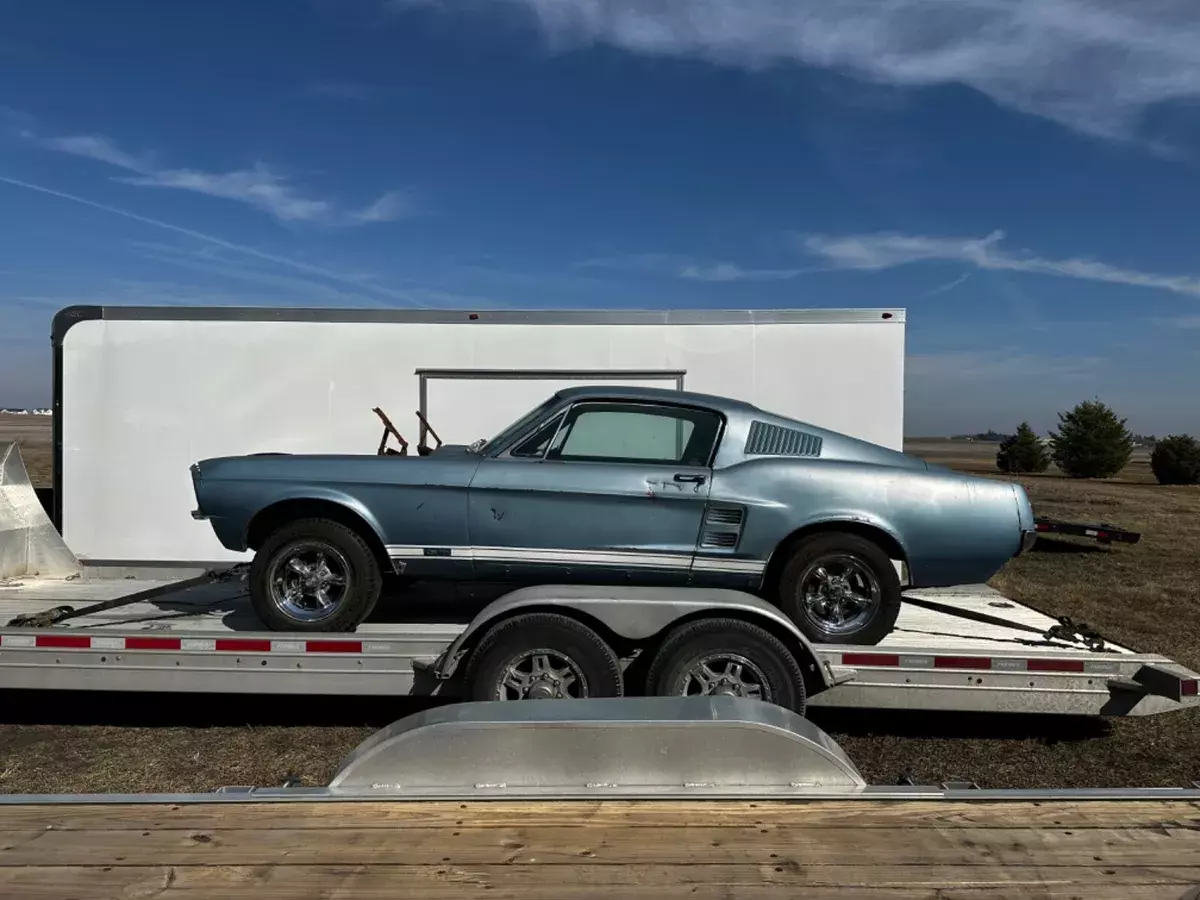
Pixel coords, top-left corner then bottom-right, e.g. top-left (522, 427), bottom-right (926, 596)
top-left (387, 546), bottom-right (470, 559)
top-left (692, 557), bottom-right (767, 574)
top-left (471, 547), bottom-right (692, 569)
top-left (385, 544), bottom-right (765, 574)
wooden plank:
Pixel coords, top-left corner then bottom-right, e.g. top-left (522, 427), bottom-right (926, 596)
top-left (0, 865), bottom-right (1198, 900)
top-left (1, 799), bottom-right (1198, 831)
top-left (1, 823), bottom-right (1197, 867)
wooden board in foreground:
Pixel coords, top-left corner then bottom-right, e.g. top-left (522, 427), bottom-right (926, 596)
top-left (1, 799), bottom-right (1199, 899)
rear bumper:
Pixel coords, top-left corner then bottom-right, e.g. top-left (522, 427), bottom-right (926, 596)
top-left (1018, 529), bottom-right (1038, 555)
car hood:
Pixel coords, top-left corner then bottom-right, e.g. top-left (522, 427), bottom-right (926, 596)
top-left (193, 444), bottom-right (479, 478)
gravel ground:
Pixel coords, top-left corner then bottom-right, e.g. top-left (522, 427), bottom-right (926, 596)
top-left (1, 430), bottom-right (1197, 793)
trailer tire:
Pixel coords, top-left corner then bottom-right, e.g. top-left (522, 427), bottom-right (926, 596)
top-left (463, 613), bottom-right (623, 702)
top-left (249, 518), bottom-right (382, 632)
top-left (776, 532), bottom-right (902, 645)
top-left (644, 617), bottom-right (807, 714)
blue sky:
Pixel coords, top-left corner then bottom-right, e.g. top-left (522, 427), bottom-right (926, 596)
top-left (2, 0), bottom-right (1199, 437)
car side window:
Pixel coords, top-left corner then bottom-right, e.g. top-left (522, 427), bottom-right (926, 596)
top-left (547, 402), bottom-right (721, 466)
top-left (509, 411), bottom-right (565, 458)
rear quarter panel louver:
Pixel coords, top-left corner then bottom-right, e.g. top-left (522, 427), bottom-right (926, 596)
top-left (744, 420), bottom-right (823, 458)
top-left (700, 505), bottom-right (746, 550)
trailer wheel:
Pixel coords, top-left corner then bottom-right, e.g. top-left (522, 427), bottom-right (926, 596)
top-left (644, 618), bottom-right (807, 714)
top-left (249, 518), bottom-right (382, 631)
top-left (463, 613), bottom-right (623, 702)
top-left (776, 532), bottom-right (902, 645)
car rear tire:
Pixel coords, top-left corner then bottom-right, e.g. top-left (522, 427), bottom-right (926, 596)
top-left (463, 613), bottom-right (624, 702)
top-left (249, 517), bottom-right (382, 632)
top-left (776, 532), bottom-right (902, 645)
top-left (644, 617), bottom-right (807, 714)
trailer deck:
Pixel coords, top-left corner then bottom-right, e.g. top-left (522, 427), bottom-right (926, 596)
top-left (2, 567), bottom-right (1196, 717)
top-left (3, 797), bottom-right (1200, 899)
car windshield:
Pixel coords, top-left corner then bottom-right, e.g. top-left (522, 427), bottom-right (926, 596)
top-left (473, 396), bottom-right (562, 455)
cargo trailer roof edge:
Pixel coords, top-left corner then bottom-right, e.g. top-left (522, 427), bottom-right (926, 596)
top-left (50, 303), bottom-right (906, 330)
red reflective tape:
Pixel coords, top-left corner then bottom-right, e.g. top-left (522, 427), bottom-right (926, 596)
top-left (1035, 523), bottom-right (1049, 531)
top-left (36, 634), bottom-right (91, 649)
top-left (215, 639), bottom-right (272, 653)
top-left (1026, 658), bottom-right (1086, 673)
top-left (934, 656), bottom-right (992, 670)
top-left (305, 641), bottom-right (363, 654)
top-left (1183, 680), bottom-right (1198, 697)
top-left (125, 636), bottom-right (183, 651)
top-left (842, 653), bottom-right (900, 667)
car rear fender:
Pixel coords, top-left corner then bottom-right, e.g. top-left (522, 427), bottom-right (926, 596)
top-left (761, 514), bottom-right (910, 586)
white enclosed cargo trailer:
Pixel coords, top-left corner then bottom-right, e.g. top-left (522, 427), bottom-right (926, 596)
top-left (50, 305), bottom-right (906, 566)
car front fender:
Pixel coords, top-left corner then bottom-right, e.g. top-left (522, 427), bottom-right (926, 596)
top-left (238, 487), bottom-right (391, 552)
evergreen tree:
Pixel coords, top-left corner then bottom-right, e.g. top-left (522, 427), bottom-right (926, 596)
top-left (995, 422), bottom-right (1050, 473)
top-left (1049, 400), bottom-right (1134, 479)
top-left (1149, 434), bottom-right (1200, 485)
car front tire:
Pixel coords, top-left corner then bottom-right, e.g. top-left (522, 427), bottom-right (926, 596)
top-left (776, 532), bottom-right (902, 645)
top-left (249, 517), bottom-right (382, 632)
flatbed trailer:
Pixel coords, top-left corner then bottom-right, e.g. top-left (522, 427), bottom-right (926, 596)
top-left (1, 563), bottom-right (1196, 718)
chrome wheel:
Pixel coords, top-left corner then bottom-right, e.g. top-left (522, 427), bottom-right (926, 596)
top-left (266, 540), bottom-right (352, 624)
top-left (797, 553), bottom-right (882, 638)
top-left (495, 649), bottom-right (588, 700)
top-left (675, 652), bottom-right (769, 701)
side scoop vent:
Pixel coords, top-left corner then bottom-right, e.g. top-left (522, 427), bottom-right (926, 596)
top-left (744, 421), bottom-right (823, 458)
top-left (700, 506), bottom-right (745, 551)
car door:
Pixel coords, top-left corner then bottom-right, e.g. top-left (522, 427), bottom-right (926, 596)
top-left (466, 399), bottom-right (722, 584)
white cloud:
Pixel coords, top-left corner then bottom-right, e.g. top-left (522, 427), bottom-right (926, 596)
top-left (0, 175), bottom-right (438, 305)
top-left (678, 261), bottom-right (815, 282)
top-left (574, 252), bottom-right (689, 272)
top-left (401, 0), bottom-right (1200, 143)
top-left (32, 132), bottom-right (413, 227)
top-left (907, 348), bottom-right (1104, 382)
top-left (921, 271), bottom-right (972, 297)
top-left (346, 189), bottom-right (419, 223)
top-left (800, 229), bottom-right (1200, 300)
top-left (1148, 314), bottom-right (1200, 328)
top-left (40, 134), bottom-right (148, 171)
top-left (575, 253), bottom-right (822, 282)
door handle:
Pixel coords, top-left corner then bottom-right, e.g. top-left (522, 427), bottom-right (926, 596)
top-left (674, 473), bottom-right (707, 484)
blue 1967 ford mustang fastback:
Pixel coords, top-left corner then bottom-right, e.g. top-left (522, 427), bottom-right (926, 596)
top-left (190, 385), bottom-right (1037, 644)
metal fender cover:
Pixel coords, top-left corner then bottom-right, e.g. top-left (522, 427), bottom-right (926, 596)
top-left (432, 583), bottom-right (831, 688)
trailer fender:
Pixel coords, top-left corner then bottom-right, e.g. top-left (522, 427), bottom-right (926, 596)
top-left (431, 583), bottom-right (835, 692)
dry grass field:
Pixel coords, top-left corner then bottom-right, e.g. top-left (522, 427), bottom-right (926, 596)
top-left (0, 418), bottom-right (1198, 793)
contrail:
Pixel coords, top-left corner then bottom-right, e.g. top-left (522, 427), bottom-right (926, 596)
top-left (0, 174), bottom-right (401, 298)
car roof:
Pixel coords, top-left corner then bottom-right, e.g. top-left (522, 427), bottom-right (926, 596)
top-left (553, 384), bottom-right (760, 414)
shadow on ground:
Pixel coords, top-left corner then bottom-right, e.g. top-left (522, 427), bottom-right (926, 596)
top-left (807, 706), bottom-right (1110, 744)
top-left (1030, 536), bottom-right (1108, 555)
top-left (0, 686), bottom-right (1111, 746)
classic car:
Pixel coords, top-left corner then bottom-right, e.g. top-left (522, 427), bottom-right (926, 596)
top-left (189, 385), bottom-right (1037, 644)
